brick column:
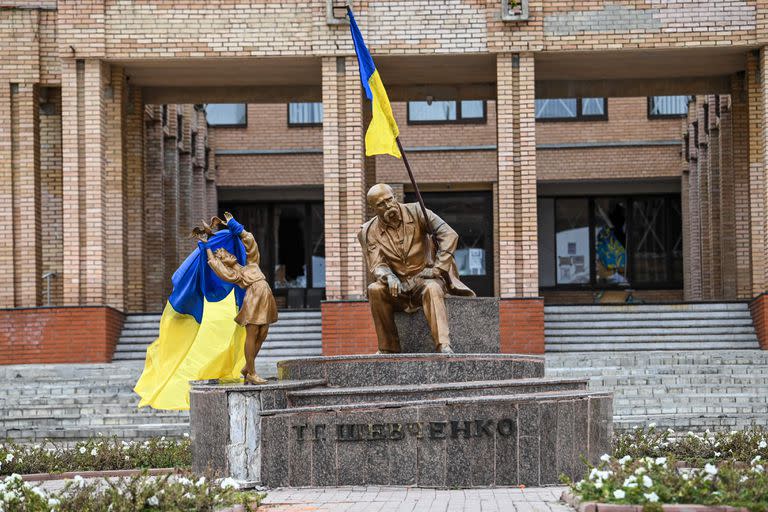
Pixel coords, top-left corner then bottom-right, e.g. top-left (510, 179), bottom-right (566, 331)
top-left (61, 59), bottom-right (111, 306)
top-left (321, 56), bottom-right (365, 301)
top-left (496, 53), bottom-right (543, 354)
top-left (124, 83), bottom-right (145, 312)
top-left (731, 72), bottom-right (753, 299)
top-left (0, 83), bottom-right (13, 307)
top-left (143, 106), bottom-right (167, 311)
top-left (320, 56), bottom-right (371, 355)
top-left (40, 87), bottom-right (64, 307)
top-left (747, 50), bottom-right (767, 296)
top-left (719, 94), bottom-right (737, 299)
top-left (163, 105), bottom-right (179, 298)
top-left (104, 65), bottom-right (126, 311)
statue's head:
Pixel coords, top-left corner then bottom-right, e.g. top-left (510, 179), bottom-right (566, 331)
top-left (367, 183), bottom-right (401, 225)
top-left (214, 247), bottom-right (238, 267)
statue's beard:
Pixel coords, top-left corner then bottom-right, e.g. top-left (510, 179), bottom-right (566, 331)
top-left (383, 207), bottom-right (401, 225)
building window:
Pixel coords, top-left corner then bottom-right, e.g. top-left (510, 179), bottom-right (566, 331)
top-left (288, 102), bottom-right (323, 126)
top-left (407, 100), bottom-right (486, 124)
top-left (648, 96), bottom-right (690, 118)
top-left (535, 98), bottom-right (607, 121)
top-left (538, 195), bottom-right (682, 289)
top-left (205, 103), bottom-right (247, 127)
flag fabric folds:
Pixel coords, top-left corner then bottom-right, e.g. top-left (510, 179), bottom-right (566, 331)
top-left (134, 226), bottom-right (248, 410)
top-left (348, 8), bottom-right (401, 159)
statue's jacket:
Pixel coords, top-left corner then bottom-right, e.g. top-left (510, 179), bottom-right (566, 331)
top-left (358, 202), bottom-right (475, 302)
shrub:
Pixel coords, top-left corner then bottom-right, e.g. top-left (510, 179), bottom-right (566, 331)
top-left (0, 436), bottom-right (191, 476)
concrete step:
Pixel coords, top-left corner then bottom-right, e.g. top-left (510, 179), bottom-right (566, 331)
top-left (544, 303), bottom-right (751, 313)
top-left (545, 318), bottom-right (755, 329)
top-left (546, 326), bottom-right (756, 335)
top-left (3, 423), bottom-right (190, 442)
top-left (546, 341), bottom-right (759, 351)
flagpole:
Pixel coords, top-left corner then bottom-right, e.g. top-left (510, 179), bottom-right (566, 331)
top-left (395, 137), bottom-right (433, 236)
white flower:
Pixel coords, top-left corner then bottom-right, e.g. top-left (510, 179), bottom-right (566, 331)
top-left (183, 433), bottom-right (190, 438)
top-left (575, 481), bottom-right (583, 490)
top-left (753, 465), bottom-right (765, 474)
top-left (655, 457), bottom-right (667, 466)
top-left (48, 497), bottom-right (60, 506)
top-left (704, 463), bottom-right (718, 476)
top-left (147, 495), bottom-right (159, 506)
top-left (619, 455), bottom-right (632, 466)
top-left (634, 466), bottom-right (647, 475)
top-left (644, 492), bottom-right (659, 503)
top-left (714, 452), bottom-right (721, 457)
top-left (594, 480), bottom-right (603, 489)
top-left (642, 475), bottom-right (653, 488)
top-left (648, 422), bottom-right (657, 428)
top-left (4, 454), bottom-right (13, 463)
top-left (613, 489), bottom-right (626, 499)
top-left (90, 448), bottom-right (97, 456)
top-left (195, 477), bottom-right (206, 486)
top-left (759, 440), bottom-right (767, 449)
top-left (219, 477), bottom-right (239, 490)
top-left (78, 447), bottom-right (86, 454)
top-left (600, 454), bottom-right (611, 462)
top-left (124, 455), bottom-right (130, 461)
top-left (623, 476), bottom-right (638, 488)
top-left (740, 476), bottom-right (749, 483)
top-left (72, 475), bottom-right (86, 488)
top-left (752, 455), bottom-right (762, 465)
top-left (682, 472), bottom-right (690, 481)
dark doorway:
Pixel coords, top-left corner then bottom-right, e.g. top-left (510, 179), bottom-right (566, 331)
top-left (220, 201), bottom-right (325, 309)
top-left (404, 191), bottom-right (494, 297)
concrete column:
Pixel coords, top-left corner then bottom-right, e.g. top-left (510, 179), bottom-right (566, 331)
top-left (747, 49), bottom-right (767, 295)
top-left (730, 71), bottom-right (752, 299)
top-left (124, 83), bottom-right (145, 313)
top-left (322, 56), bottom-right (365, 300)
top-left (496, 52), bottom-right (538, 298)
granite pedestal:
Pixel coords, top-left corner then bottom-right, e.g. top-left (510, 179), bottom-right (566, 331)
top-left (190, 353), bottom-right (613, 488)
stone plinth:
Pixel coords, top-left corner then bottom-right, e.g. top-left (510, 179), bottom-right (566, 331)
top-left (394, 297), bottom-right (500, 353)
top-left (190, 354), bottom-right (613, 488)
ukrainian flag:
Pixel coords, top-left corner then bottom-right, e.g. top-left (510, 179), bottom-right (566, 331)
top-left (348, 7), bottom-right (401, 158)
top-left (134, 225), bottom-right (248, 410)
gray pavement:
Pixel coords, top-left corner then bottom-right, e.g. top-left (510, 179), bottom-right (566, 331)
top-left (258, 486), bottom-right (573, 511)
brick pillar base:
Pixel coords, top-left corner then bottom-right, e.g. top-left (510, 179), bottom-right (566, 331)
top-left (321, 300), bottom-right (377, 355)
top-left (0, 306), bottom-right (125, 364)
top-left (500, 298), bottom-right (545, 354)
top-left (322, 298), bottom-right (546, 356)
top-left (749, 294), bottom-right (768, 350)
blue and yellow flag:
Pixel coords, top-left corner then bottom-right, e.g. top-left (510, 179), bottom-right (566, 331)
top-left (134, 225), bottom-right (248, 410)
top-left (348, 8), bottom-right (401, 158)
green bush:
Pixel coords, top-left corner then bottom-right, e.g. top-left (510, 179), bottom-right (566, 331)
top-left (614, 425), bottom-right (768, 465)
top-left (0, 436), bottom-right (191, 476)
top-left (0, 471), bottom-right (263, 512)
top-left (567, 455), bottom-right (768, 511)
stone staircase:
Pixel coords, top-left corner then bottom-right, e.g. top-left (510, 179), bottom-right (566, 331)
top-left (545, 302), bottom-right (760, 352)
top-left (113, 310), bottom-right (323, 365)
top-left (0, 362), bottom-right (190, 443)
top-left (546, 350), bottom-right (768, 432)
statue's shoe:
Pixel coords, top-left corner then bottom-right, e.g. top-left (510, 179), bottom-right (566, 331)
top-left (243, 372), bottom-right (267, 385)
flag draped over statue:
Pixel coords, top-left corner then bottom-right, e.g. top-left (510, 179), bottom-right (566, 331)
top-left (348, 7), bottom-right (401, 159)
top-left (134, 229), bottom-right (248, 410)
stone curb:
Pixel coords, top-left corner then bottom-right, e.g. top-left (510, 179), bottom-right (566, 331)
top-left (19, 467), bottom-right (179, 482)
top-left (561, 491), bottom-right (751, 512)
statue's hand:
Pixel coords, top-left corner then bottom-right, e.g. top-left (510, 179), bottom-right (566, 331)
top-left (223, 211), bottom-right (234, 224)
top-left (386, 274), bottom-right (401, 298)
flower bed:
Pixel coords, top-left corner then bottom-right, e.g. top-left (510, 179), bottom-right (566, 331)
top-left (0, 471), bottom-right (263, 512)
top-left (565, 427), bottom-right (768, 511)
top-left (0, 436), bottom-right (191, 476)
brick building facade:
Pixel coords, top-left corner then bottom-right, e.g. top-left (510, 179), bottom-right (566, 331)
top-left (2, 0), bottom-right (768, 360)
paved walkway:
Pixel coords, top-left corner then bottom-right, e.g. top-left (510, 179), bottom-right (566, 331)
top-left (257, 486), bottom-right (573, 512)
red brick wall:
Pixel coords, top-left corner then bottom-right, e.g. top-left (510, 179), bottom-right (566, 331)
top-left (321, 300), bottom-right (377, 356)
top-left (0, 307), bottom-right (125, 365)
top-left (322, 298), bottom-right (546, 355)
top-left (749, 293), bottom-right (768, 350)
top-left (499, 298), bottom-right (545, 355)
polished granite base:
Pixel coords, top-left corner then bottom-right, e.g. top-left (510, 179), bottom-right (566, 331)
top-left (190, 353), bottom-right (612, 488)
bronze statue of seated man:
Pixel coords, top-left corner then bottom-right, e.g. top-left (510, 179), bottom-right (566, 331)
top-left (358, 183), bottom-right (475, 354)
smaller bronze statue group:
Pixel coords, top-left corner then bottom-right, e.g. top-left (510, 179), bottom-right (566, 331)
top-left (192, 212), bottom-right (278, 385)
top-left (191, 184), bottom-right (472, 385)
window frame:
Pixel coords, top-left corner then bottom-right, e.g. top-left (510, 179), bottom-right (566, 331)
top-left (647, 96), bottom-right (691, 119)
top-left (287, 102), bottom-right (324, 128)
top-left (205, 103), bottom-right (248, 128)
top-left (535, 97), bottom-right (608, 122)
top-left (406, 100), bottom-right (487, 125)
top-left (539, 193), bottom-right (683, 291)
